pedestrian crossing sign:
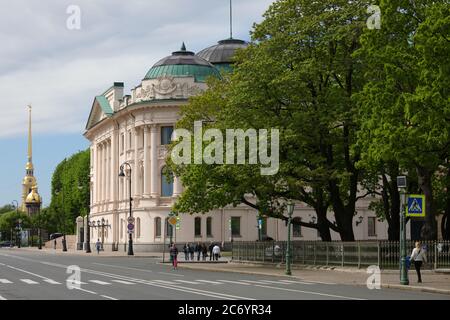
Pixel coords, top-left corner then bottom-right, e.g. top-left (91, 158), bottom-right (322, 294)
top-left (406, 195), bottom-right (425, 217)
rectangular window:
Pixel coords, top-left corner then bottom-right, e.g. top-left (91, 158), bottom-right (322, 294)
top-left (206, 217), bottom-right (212, 237)
top-left (195, 217), bottom-right (202, 237)
top-left (155, 218), bottom-right (161, 238)
top-left (161, 126), bottom-right (174, 145)
top-left (121, 133), bottom-right (125, 153)
top-left (368, 217), bottom-right (377, 237)
top-left (231, 217), bottom-right (241, 236)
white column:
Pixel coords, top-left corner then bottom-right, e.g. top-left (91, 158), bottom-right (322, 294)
top-left (143, 126), bottom-right (150, 196)
top-left (111, 131), bottom-right (117, 203)
top-left (134, 127), bottom-right (140, 197)
top-left (103, 142), bottom-right (107, 203)
top-left (107, 140), bottom-right (111, 203)
top-left (150, 125), bottom-right (159, 197)
top-left (173, 177), bottom-right (182, 197)
top-left (98, 144), bottom-right (103, 203)
top-left (92, 145), bottom-right (97, 204)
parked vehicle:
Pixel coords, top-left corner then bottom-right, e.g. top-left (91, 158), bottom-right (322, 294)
top-left (0, 241), bottom-right (13, 247)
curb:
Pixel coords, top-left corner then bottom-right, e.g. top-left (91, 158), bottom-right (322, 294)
top-left (381, 284), bottom-right (450, 295)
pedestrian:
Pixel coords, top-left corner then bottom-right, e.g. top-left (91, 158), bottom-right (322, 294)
top-left (213, 244), bottom-right (221, 261)
top-left (195, 242), bottom-right (202, 261)
top-left (410, 241), bottom-right (427, 283)
top-left (189, 243), bottom-right (195, 261)
top-left (183, 243), bottom-right (189, 260)
top-left (201, 243), bottom-right (208, 261)
top-left (170, 243), bottom-right (179, 270)
top-left (54, 239), bottom-right (57, 250)
top-left (96, 239), bottom-right (101, 254)
top-left (208, 242), bottom-right (214, 261)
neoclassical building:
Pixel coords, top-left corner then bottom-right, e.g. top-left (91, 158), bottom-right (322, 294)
top-left (83, 39), bottom-right (395, 252)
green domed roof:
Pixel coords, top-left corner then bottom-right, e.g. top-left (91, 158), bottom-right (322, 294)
top-left (144, 44), bottom-right (221, 83)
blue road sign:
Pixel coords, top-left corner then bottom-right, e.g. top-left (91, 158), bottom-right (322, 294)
top-left (406, 194), bottom-right (425, 217)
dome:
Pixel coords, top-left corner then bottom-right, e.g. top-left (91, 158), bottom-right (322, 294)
top-left (197, 38), bottom-right (247, 69)
top-left (25, 186), bottom-right (41, 204)
top-left (144, 43), bottom-right (221, 83)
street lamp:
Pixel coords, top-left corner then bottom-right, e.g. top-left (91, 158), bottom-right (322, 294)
top-left (55, 188), bottom-right (68, 252)
top-left (397, 176), bottom-right (409, 286)
top-left (119, 162), bottom-right (134, 256)
top-left (78, 184), bottom-right (91, 253)
top-left (286, 200), bottom-right (294, 276)
top-left (88, 218), bottom-right (111, 251)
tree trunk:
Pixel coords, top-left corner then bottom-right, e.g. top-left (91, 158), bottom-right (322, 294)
top-left (417, 166), bottom-right (437, 240)
top-left (316, 208), bottom-right (332, 241)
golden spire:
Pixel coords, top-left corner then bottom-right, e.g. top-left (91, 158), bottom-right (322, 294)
top-left (28, 105), bottom-right (32, 164)
top-left (22, 104), bottom-right (37, 212)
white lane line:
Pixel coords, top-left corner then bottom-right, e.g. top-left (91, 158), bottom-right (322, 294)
top-left (73, 287), bottom-right (98, 295)
top-left (217, 280), bottom-right (251, 286)
top-left (44, 279), bottom-right (61, 285)
top-left (174, 280), bottom-right (202, 285)
top-left (0, 279), bottom-right (13, 284)
top-left (111, 280), bottom-right (135, 285)
top-left (277, 280), bottom-right (314, 285)
top-left (101, 295), bottom-right (119, 300)
top-left (20, 279), bottom-right (39, 284)
top-left (152, 280), bottom-right (177, 285)
top-left (251, 284), bottom-right (366, 300)
top-left (257, 280), bottom-right (294, 285)
top-left (158, 272), bottom-right (185, 277)
top-left (240, 280), bottom-right (287, 285)
top-left (93, 263), bottom-right (153, 273)
top-left (0, 295), bottom-right (7, 300)
top-left (195, 280), bottom-right (222, 284)
top-left (302, 280), bottom-right (337, 285)
top-left (0, 263), bottom-right (5, 266)
top-left (89, 280), bottom-right (111, 285)
top-left (6, 264), bottom-right (59, 285)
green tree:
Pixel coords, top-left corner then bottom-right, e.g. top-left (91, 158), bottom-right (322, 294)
top-left (49, 150), bottom-right (90, 234)
top-left (168, 0), bottom-right (373, 241)
top-left (0, 210), bottom-right (30, 241)
top-left (355, 0), bottom-right (449, 240)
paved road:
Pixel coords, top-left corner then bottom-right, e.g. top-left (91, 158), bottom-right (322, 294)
top-left (0, 248), bottom-right (448, 300)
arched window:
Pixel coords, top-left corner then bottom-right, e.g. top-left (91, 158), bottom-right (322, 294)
top-left (194, 217), bottom-right (202, 237)
top-left (293, 217), bottom-right (302, 237)
top-left (136, 218), bottom-right (141, 238)
top-left (206, 217), bottom-right (212, 237)
top-left (161, 167), bottom-right (173, 197)
top-left (155, 217), bottom-right (161, 238)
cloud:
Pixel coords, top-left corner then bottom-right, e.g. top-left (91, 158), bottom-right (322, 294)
top-left (0, 0), bottom-right (274, 138)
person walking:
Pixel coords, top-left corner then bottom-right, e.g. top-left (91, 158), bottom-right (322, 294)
top-left (213, 244), bottom-right (221, 261)
top-left (410, 241), bottom-right (427, 283)
top-left (96, 239), bottom-right (101, 254)
top-left (170, 243), bottom-right (179, 270)
top-left (201, 243), bottom-right (208, 261)
top-left (208, 242), bottom-right (214, 261)
top-left (189, 243), bottom-right (195, 261)
top-left (183, 243), bottom-right (189, 261)
top-left (195, 242), bottom-right (202, 261)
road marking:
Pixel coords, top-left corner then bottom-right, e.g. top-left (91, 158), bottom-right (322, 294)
top-left (239, 280), bottom-right (282, 285)
top-left (67, 280), bottom-right (87, 285)
top-left (0, 295), bottom-right (7, 300)
top-left (93, 263), bottom-right (153, 273)
top-left (111, 280), bottom-right (135, 285)
top-left (217, 280), bottom-right (251, 286)
top-left (20, 279), bottom-right (39, 284)
top-left (302, 280), bottom-right (337, 285)
top-left (250, 284), bottom-right (366, 300)
top-left (89, 280), bottom-right (111, 285)
top-left (73, 287), bottom-right (98, 295)
top-left (257, 280), bottom-right (295, 285)
top-left (0, 253), bottom-right (255, 300)
top-left (101, 295), bottom-right (119, 300)
top-left (158, 272), bottom-right (185, 277)
top-left (152, 280), bottom-right (177, 285)
top-left (174, 280), bottom-right (202, 285)
top-left (195, 280), bottom-right (222, 284)
top-left (0, 279), bottom-right (13, 284)
top-left (43, 279), bottom-right (61, 285)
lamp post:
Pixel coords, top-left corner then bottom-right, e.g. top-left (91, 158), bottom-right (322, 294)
top-left (397, 176), bottom-right (409, 286)
top-left (286, 200), bottom-right (294, 276)
top-left (55, 188), bottom-right (68, 252)
top-left (78, 184), bottom-right (91, 253)
top-left (119, 162), bottom-right (134, 256)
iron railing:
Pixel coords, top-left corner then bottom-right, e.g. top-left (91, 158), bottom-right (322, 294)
top-left (232, 240), bottom-right (450, 270)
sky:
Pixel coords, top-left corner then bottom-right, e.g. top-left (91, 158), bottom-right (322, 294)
top-left (0, 0), bottom-right (275, 208)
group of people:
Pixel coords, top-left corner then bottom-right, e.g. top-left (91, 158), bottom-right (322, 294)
top-left (169, 242), bottom-right (222, 270)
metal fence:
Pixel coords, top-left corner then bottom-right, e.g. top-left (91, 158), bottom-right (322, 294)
top-left (232, 240), bottom-right (450, 270)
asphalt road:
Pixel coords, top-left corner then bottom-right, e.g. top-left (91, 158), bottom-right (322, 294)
top-left (0, 248), bottom-right (448, 301)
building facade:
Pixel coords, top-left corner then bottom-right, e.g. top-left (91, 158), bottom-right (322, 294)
top-left (83, 40), bottom-right (400, 252)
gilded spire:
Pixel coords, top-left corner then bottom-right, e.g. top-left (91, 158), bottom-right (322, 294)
top-left (28, 104), bottom-right (32, 164)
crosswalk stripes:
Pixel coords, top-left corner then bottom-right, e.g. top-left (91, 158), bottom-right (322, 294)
top-left (43, 279), bottom-right (61, 285)
top-left (0, 279), bottom-right (13, 284)
top-left (20, 279), bottom-right (39, 284)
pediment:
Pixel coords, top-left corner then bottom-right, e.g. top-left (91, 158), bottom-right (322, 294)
top-left (85, 96), bottom-right (114, 130)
